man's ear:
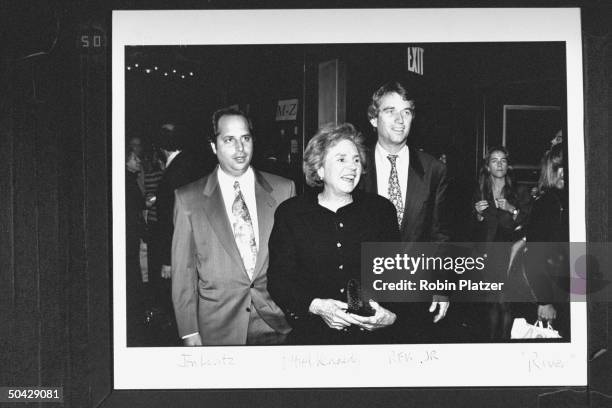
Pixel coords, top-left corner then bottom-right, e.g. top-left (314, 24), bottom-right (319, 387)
top-left (210, 142), bottom-right (217, 155)
top-left (369, 117), bottom-right (378, 128)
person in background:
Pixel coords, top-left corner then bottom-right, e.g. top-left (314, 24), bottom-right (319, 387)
top-left (142, 146), bottom-right (165, 228)
top-left (149, 123), bottom-right (212, 343)
top-left (267, 123), bottom-right (400, 344)
top-left (550, 129), bottom-right (563, 147)
top-left (128, 135), bottom-right (144, 158)
top-left (155, 123), bottom-right (210, 283)
top-left (172, 108), bottom-right (293, 345)
top-left (127, 136), bottom-right (145, 193)
top-left (125, 147), bottom-right (145, 345)
top-left (472, 146), bottom-right (531, 339)
top-left (140, 145), bottom-right (166, 334)
top-left (524, 142), bottom-right (569, 337)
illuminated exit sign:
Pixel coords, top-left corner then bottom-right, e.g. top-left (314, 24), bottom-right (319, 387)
top-left (407, 47), bottom-right (424, 75)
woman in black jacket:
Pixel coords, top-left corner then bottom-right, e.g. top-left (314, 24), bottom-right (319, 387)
top-left (267, 123), bottom-right (400, 344)
top-left (472, 146), bottom-right (531, 339)
top-left (525, 143), bottom-right (569, 337)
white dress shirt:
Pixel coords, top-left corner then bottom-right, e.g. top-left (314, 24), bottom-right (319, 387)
top-left (375, 142), bottom-right (409, 205)
top-left (217, 166), bottom-right (260, 250)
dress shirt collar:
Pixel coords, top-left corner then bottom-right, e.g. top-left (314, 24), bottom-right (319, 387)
top-left (166, 150), bottom-right (181, 167)
top-left (375, 142), bottom-right (409, 164)
top-left (217, 165), bottom-right (255, 188)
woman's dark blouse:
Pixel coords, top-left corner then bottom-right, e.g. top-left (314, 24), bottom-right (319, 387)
top-left (267, 190), bottom-right (400, 321)
top-left (471, 185), bottom-right (531, 243)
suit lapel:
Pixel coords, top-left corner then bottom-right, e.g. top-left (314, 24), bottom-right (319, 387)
top-left (252, 170), bottom-right (276, 280)
top-left (401, 148), bottom-right (427, 239)
top-left (363, 147), bottom-right (378, 193)
top-left (201, 168), bottom-right (248, 276)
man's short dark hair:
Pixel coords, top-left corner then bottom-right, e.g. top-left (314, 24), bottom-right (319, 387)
top-left (367, 81), bottom-right (416, 121)
top-left (156, 123), bottom-right (185, 152)
top-left (209, 107), bottom-right (253, 144)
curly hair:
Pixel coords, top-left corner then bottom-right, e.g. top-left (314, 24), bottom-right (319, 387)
top-left (303, 122), bottom-right (367, 188)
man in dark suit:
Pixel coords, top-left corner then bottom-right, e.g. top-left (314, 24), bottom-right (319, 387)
top-left (150, 123), bottom-right (212, 319)
top-left (171, 108), bottom-right (293, 345)
top-left (362, 81), bottom-right (451, 333)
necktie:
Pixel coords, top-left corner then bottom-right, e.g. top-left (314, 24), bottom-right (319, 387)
top-left (231, 181), bottom-right (257, 279)
top-left (387, 154), bottom-right (404, 226)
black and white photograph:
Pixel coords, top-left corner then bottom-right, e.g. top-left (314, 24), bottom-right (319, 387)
top-left (123, 41), bottom-right (572, 348)
top-left (112, 8), bottom-right (587, 389)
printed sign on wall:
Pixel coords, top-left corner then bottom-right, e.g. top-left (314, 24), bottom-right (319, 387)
top-left (276, 99), bottom-right (299, 121)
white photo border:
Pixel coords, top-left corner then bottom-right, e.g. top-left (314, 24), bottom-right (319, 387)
top-left (112, 8), bottom-right (587, 389)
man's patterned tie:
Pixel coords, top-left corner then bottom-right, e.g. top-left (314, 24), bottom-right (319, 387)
top-left (231, 181), bottom-right (257, 280)
top-left (387, 154), bottom-right (404, 226)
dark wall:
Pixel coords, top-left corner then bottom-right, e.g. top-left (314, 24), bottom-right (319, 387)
top-left (583, 6), bottom-right (612, 374)
top-left (125, 44), bottom-right (306, 185)
top-left (1, 4), bottom-right (111, 406)
top-left (125, 42), bottom-right (566, 197)
top-left (1, 4), bottom-right (610, 408)
top-left (303, 42), bottom-right (565, 185)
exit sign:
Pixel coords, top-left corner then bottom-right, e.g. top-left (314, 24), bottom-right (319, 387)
top-left (407, 47), bottom-right (424, 75)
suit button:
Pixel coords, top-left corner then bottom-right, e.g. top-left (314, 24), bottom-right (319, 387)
top-left (250, 283), bottom-right (254, 288)
top-left (336, 242), bottom-right (342, 248)
top-left (339, 265), bottom-right (343, 270)
top-left (340, 288), bottom-right (345, 293)
top-left (338, 222), bottom-right (344, 228)
top-left (246, 307), bottom-right (251, 313)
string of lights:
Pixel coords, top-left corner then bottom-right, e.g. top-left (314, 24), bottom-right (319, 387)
top-left (126, 63), bottom-right (196, 79)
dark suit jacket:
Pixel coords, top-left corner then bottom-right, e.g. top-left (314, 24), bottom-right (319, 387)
top-left (362, 146), bottom-right (450, 243)
top-left (171, 167), bottom-right (294, 345)
top-left (156, 151), bottom-right (211, 266)
top-left (361, 145), bottom-right (454, 332)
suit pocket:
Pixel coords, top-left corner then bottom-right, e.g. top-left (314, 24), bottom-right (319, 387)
top-left (197, 286), bottom-right (219, 302)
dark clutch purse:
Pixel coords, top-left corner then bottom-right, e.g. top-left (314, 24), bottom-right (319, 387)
top-left (346, 279), bottom-right (375, 317)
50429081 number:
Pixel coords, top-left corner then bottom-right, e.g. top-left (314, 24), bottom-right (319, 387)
top-left (1, 387), bottom-right (63, 402)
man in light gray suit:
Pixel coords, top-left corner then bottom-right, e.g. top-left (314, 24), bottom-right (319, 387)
top-left (172, 108), bottom-right (293, 346)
